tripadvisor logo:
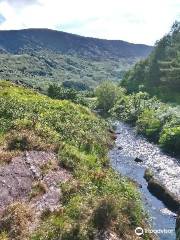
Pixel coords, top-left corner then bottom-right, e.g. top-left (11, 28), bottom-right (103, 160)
top-left (135, 227), bottom-right (144, 236)
top-left (135, 227), bottom-right (174, 236)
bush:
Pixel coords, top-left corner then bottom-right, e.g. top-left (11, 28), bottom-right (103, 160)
top-left (48, 84), bottom-right (77, 101)
top-left (112, 92), bottom-right (150, 123)
top-left (136, 109), bottom-right (162, 141)
top-left (92, 197), bottom-right (118, 230)
top-left (159, 126), bottom-right (180, 155)
top-left (95, 82), bottom-right (125, 112)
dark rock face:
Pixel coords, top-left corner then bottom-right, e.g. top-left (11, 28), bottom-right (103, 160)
top-left (0, 151), bottom-right (71, 216)
top-left (144, 170), bottom-right (180, 213)
top-left (134, 157), bottom-right (143, 163)
top-left (117, 146), bottom-right (123, 150)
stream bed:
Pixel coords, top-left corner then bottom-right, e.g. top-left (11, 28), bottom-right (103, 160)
top-left (109, 122), bottom-right (180, 240)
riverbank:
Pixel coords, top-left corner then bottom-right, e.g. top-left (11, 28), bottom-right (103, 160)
top-left (109, 121), bottom-right (179, 240)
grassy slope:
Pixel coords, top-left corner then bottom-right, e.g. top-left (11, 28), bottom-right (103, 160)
top-left (0, 81), bottom-right (152, 240)
top-left (0, 51), bottom-right (138, 90)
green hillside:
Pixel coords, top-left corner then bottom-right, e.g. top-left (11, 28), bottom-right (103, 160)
top-left (0, 80), bottom-right (153, 240)
top-left (0, 28), bottom-right (152, 90)
top-left (121, 21), bottom-right (180, 103)
top-left (0, 51), bottom-right (136, 90)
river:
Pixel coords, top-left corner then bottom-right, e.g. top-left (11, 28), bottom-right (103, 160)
top-left (109, 122), bottom-right (180, 240)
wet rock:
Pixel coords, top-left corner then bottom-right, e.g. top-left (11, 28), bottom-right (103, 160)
top-left (134, 157), bottom-right (143, 163)
top-left (160, 208), bottom-right (177, 217)
top-left (109, 122), bottom-right (180, 203)
top-left (144, 171), bottom-right (180, 212)
top-left (117, 146), bottom-right (123, 150)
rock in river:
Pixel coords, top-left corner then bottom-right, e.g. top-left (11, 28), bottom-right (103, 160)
top-left (144, 169), bottom-right (180, 213)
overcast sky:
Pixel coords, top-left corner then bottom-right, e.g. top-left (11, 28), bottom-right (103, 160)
top-left (0, 0), bottom-right (179, 45)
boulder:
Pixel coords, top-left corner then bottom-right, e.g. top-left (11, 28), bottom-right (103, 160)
top-left (134, 157), bottom-right (143, 163)
top-left (117, 146), bottom-right (123, 150)
top-left (144, 169), bottom-right (180, 212)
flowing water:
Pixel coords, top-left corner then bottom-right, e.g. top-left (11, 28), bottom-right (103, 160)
top-left (109, 122), bottom-right (180, 240)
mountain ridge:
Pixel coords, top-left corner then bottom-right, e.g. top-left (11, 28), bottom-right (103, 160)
top-left (0, 28), bottom-right (153, 60)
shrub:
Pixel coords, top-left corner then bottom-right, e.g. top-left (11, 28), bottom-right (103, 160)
top-left (48, 84), bottom-right (77, 101)
top-left (112, 92), bottom-right (150, 123)
top-left (95, 82), bottom-right (125, 112)
top-left (92, 197), bottom-right (118, 230)
top-left (159, 126), bottom-right (180, 155)
top-left (136, 109), bottom-right (162, 141)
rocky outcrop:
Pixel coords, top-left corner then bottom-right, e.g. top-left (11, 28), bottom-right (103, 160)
top-left (144, 169), bottom-right (180, 212)
top-left (0, 151), bottom-right (71, 217)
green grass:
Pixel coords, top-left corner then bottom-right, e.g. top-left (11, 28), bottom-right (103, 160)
top-left (0, 80), bottom-right (152, 240)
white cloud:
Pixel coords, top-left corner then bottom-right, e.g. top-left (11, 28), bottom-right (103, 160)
top-left (0, 0), bottom-right (179, 44)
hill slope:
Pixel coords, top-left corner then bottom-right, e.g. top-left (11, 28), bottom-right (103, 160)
top-left (121, 21), bottom-right (180, 103)
top-left (0, 80), bottom-right (153, 240)
top-left (0, 28), bottom-right (153, 89)
top-left (0, 28), bottom-right (152, 59)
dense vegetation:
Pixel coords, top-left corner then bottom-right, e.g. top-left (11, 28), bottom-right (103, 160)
top-left (95, 82), bottom-right (180, 156)
top-left (0, 81), bottom-right (152, 240)
top-left (0, 52), bottom-right (136, 90)
top-left (0, 28), bottom-right (152, 90)
top-left (121, 21), bottom-right (180, 103)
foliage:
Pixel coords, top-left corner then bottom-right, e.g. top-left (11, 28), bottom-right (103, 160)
top-left (111, 92), bottom-right (151, 123)
top-left (0, 51), bottom-right (138, 91)
top-left (92, 197), bottom-right (119, 230)
top-left (136, 109), bottom-right (162, 141)
top-left (95, 82), bottom-right (125, 112)
top-left (0, 81), bottom-right (153, 240)
top-left (48, 84), bottom-right (77, 101)
top-left (62, 81), bottom-right (90, 91)
top-left (121, 21), bottom-right (180, 104)
top-left (159, 126), bottom-right (180, 154)
top-left (111, 89), bottom-right (180, 154)
top-left (0, 80), bottom-right (110, 154)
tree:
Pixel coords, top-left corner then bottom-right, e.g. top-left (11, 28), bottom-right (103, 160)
top-left (95, 82), bottom-right (125, 112)
top-left (48, 84), bottom-right (77, 101)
